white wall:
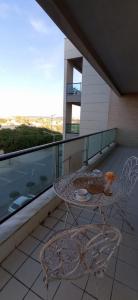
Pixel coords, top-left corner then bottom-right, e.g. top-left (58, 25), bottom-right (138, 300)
top-left (80, 58), bottom-right (111, 135)
top-left (108, 91), bottom-right (138, 146)
top-left (64, 38), bottom-right (82, 59)
top-left (63, 39), bottom-right (82, 138)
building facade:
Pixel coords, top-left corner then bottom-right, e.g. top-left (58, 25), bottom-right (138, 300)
top-left (64, 39), bottom-right (138, 146)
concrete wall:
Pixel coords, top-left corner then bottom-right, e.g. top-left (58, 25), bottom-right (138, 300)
top-left (64, 39), bottom-right (138, 146)
top-left (63, 39), bottom-right (82, 138)
top-left (108, 91), bottom-right (138, 146)
top-left (80, 58), bottom-right (111, 135)
top-left (64, 38), bottom-right (82, 59)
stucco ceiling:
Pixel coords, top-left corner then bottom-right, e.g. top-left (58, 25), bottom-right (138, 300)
top-left (36, 0), bottom-right (138, 95)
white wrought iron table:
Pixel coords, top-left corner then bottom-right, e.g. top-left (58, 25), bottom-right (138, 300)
top-left (53, 171), bottom-right (120, 226)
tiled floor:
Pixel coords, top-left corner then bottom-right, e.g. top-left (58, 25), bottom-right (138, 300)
top-left (0, 146), bottom-right (138, 300)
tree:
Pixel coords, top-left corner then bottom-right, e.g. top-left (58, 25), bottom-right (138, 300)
top-left (0, 125), bottom-right (62, 153)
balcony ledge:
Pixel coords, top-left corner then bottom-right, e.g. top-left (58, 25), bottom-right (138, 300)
top-left (0, 188), bottom-right (61, 263)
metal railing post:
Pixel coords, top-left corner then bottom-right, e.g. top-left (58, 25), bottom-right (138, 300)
top-left (84, 136), bottom-right (89, 165)
top-left (55, 144), bottom-right (60, 178)
top-left (100, 132), bottom-right (103, 154)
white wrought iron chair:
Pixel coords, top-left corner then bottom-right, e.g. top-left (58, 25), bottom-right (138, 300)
top-left (40, 224), bottom-right (121, 300)
top-left (111, 156), bottom-right (138, 230)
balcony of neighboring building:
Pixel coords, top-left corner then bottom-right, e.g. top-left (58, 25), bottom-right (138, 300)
top-left (66, 122), bottom-right (80, 135)
top-left (64, 55), bottom-right (82, 106)
top-left (66, 82), bottom-right (81, 104)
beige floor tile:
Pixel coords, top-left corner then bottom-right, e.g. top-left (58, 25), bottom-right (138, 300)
top-left (43, 217), bottom-right (58, 228)
top-left (127, 205), bottom-right (138, 217)
top-left (86, 274), bottom-right (113, 300)
top-left (32, 272), bottom-right (60, 299)
top-left (42, 229), bottom-right (55, 243)
top-left (76, 217), bottom-right (92, 226)
top-left (2, 249), bottom-right (27, 274)
top-left (61, 213), bottom-right (75, 225)
top-left (31, 243), bottom-right (44, 262)
top-left (83, 292), bottom-right (95, 300)
top-left (53, 281), bottom-right (83, 300)
top-left (106, 257), bottom-right (116, 278)
top-left (59, 203), bottom-right (66, 211)
top-left (52, 220), bottom-right (65, 232)
top-left (71, 274), bottom-right (89, 290)
top-left (111, 280), bottom-right (138, 300)
top-left (24, 290), bottom-right (42, 300)
top-left (79, 209), bottom-right (94, 222)
top-left (122, 213), bottom-right (138, 235)
top-left (115, 260), bottom-right (138, 291)
top-left (118, 244), bottom-right (138, 268)
top-left (70, 207), bottom-right (83, 217)
top-left (0, 267), bottom-right (11, 290)
top-left (108, 216), bottom-right (123, 230)
top-left (18, 236), bottom-right (40, 255)
top-left (32, 225), bottom-right (50, 241)
top-left (0, 277), bottom-right (28, 300)
top-left (15, 257), bottom-right (41, 288)
top-left (121, 232), bottom-right (138, 250)
top-left (52, 209), bottom-right (65, 219)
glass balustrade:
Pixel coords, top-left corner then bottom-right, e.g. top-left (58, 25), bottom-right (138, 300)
top-left (66, 82), bottom-right (81, 95)
top-left (0, 128), bottom-right (117, 223)
top-left (66, 123), bottom-right (80, 134)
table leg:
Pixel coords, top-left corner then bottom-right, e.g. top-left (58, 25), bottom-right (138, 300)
top-left (99, 206), bottom-right (107, 224)
top-left (65, 202), bottom-right (79, 226)
top-left (64, 203), bottom-right (69, 228)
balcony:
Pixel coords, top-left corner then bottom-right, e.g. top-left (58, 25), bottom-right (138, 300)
top-left (66, 123), bottom-right (80, 135)
top-left (0, 129), bottom-right (138, 300)
top-left (66, 82), bottom-right (81, 105)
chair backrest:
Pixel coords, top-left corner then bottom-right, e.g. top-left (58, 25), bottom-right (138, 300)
top-left (120, 156), bottom-right (138, 195)
top-left (40, 224), bottom-right (121, 285)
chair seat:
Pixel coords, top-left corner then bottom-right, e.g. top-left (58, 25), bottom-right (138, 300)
top-left (40, 224), bottom-right (121, 283)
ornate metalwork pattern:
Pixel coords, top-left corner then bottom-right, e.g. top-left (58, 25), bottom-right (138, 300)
top-left (40, 224), bottom-right (121, 285)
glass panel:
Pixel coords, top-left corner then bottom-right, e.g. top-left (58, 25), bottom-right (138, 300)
top-left (0, 146), bottom-right (57, 222)
top-left (58, 143), bottom-right (63, 177)
top-left (88, 133), bottom-right (102, 159)
top-left (66, 83), bottom-right (81, 95)
top-left (102, 129), bottom-right (116, 149)
top-left (63, 138), bottom-right (85, 175)
top-left (66, 123), bottom-right (80, 134)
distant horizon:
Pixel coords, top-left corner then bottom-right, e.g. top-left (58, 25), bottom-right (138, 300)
top-left (0, 114), bottom-right (80, 120)
top-left (0, 114), bottom-right (63, 119)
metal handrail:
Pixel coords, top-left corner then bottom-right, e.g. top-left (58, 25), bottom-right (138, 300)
top-left (0, 128), bottom-right (117, 161)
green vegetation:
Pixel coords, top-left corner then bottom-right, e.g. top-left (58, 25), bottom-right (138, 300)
top-left (0, 125), bottom-right (62, 153)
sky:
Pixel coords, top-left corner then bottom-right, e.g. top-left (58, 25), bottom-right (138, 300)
top-left (0, 0), bottom-right (81, 117)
